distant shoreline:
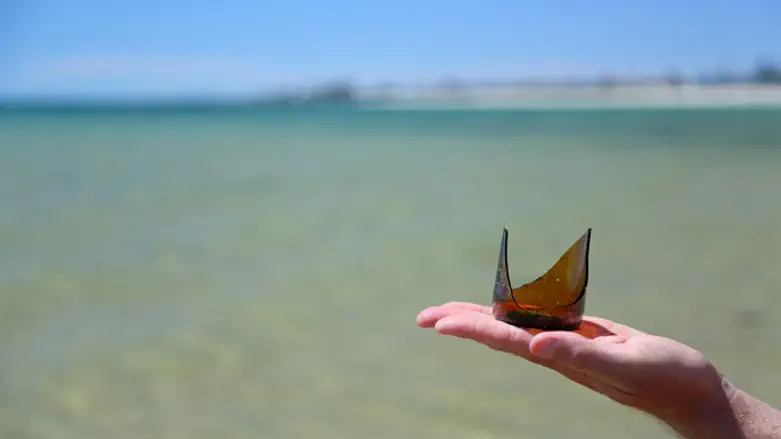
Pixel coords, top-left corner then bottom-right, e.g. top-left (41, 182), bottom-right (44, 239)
top-left (3, 84), bottom-right (781, 111)
top-left (360, 83), bottom-right (781, 109)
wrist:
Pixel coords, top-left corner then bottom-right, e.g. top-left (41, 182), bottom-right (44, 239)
top-left (657, 373), bottom-right (744, 439)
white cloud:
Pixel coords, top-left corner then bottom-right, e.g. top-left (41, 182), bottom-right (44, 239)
top-left (3, 54), bottom-right (297, 97)
top-left (26, 55), bottom-right (267, 80)
top-left (2, 54), bottom-right (667, 98)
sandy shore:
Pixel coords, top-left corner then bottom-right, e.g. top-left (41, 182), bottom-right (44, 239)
top-left (359, 84), bottom-right (781, 108)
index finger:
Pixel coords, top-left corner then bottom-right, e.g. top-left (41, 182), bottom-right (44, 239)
top-left (433, 311), bottom-right (544, 364)
top-left (416, 301), bottom-right (492, 328)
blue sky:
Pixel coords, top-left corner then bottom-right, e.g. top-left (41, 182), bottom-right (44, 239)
top-left (1, 0), bottom-right (779, 99)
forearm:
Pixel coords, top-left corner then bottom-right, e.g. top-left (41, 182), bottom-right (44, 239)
top-left (727, 385), bottom-right (781, 439)
top-left (663, 379), bottom-right (781, 439)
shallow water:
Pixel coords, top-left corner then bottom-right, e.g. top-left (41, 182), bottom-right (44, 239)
top-left (1, 108), bottom-right (780, 438)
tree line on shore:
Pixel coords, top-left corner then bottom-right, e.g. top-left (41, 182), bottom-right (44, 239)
top-left (270, 59), bottom-right (781, 105)
top-left (654, 59), bottom-right (781, 86)
top-left (3, 60), bottom-right (778, 109)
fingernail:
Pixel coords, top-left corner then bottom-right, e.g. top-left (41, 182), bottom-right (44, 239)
top-left (535, 339), bottom-right (558, 359)
top-left (415, 311), bottom-right (432, 324)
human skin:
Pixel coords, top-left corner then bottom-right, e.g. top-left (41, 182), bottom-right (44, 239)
top-left (416, 301), bottom-right (781, 439)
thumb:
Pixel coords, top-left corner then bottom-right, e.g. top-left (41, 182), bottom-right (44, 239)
top-left (529, 332), bottom-right (627, 381)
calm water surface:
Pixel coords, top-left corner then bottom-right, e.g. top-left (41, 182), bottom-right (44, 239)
top-left (1, 108), bottom-right (780, 438)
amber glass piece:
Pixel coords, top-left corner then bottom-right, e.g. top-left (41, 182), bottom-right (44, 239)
top-left (492, 228), bottom-right (592, 331)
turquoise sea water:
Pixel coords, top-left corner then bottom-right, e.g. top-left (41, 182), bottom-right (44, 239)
top-left (1, 107), bottom-right (780, 438)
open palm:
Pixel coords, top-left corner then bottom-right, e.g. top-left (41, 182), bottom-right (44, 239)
top-left (416, 301), bottom-right (731, 423)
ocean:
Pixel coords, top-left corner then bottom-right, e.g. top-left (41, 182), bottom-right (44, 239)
top-left (1, 107), bottom-right (780, 438)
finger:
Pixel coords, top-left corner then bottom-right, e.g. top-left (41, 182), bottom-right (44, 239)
top-left (582, 316), bottom-right (646, 337)
top-left (416, 302), bottom-right (492, 327)
top-left (528, 331), bottom-right (634, 391)
top-left (434, 301), bottom-right (492, 315)
top-left (433, 312), bottom-right (544, 363)
top-left (429, 311), bottom-right (636, 402)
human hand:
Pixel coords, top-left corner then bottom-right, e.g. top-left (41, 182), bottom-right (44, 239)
top-left (416, 302), bottom-right (735, 427)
